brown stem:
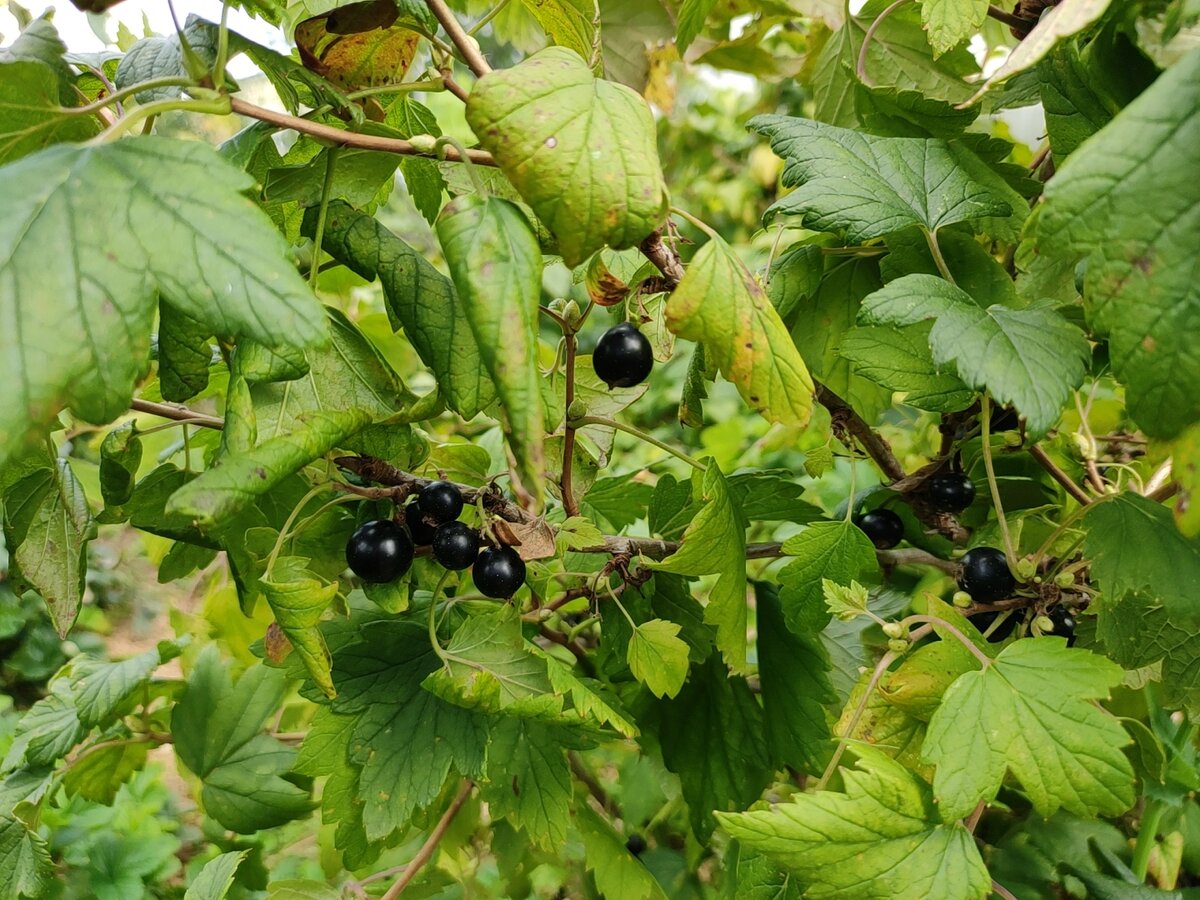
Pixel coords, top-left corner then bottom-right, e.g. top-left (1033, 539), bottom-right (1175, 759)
top-left (990, 881), bottom-right (1019, 900)
top-left (229, 97), bottom-right (497, 166)
top-left (538, 623), bottom-right (594, 673)
top-left (639, 229), bottom-right (686, 285)
top-left (986, 4), bottom-right (1036, 34)
top-left (877, 548), bottom-right (959, 575)
top-left (381, 779), bottom-right (474, 900)
top-left (438, 67), bottom-right (469, 102)
top-left (561, 333), bottom-right (581, 517)
top-left (425, 0), bottom-right (492, 77)
top-left (1028, 444), bottom-right (1092, 506)
top-left (569, 751), bottom-right (621, 818)
top-left (130, 399), bottom-right (224, 430)
top-left (965, 799), bottom-right (986, 832)
top-left (815, 383), bottom-right (906, 483)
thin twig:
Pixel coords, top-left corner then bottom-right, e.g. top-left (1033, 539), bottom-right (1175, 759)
top-left (877, 548), bottom-right (958, 575)
top-left (425, 0), bottom-right (493, 77)
top-left (990, 881), bottom-right (1019, 900)
top-left (1028, 444), bottom-right (1092, 506)
top-left (986, 4), bottom-right (1035, 33)
top-left (815, 384), bottom-right (906, 483)
top-left (381, 779), bottom-right (474, 900)
top-left (569, 751), bottom-right (620, 818)
top-left (561, 331), bottom-right (581, 516)
top-left (229, 97), bottom-right (496, 165)
top-left (130, 399), bottom-right (224, 430)
top-left (965, 799), bottom-right (986, 833)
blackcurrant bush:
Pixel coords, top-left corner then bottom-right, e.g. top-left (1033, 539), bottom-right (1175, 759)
top-left (926, 472), bottom-right (976, 513)
top-left (856, 508), bottom-right (904, 549)
top-left (1047, 605), bottom-right (1077, 646)
top-left (404, 499), bottom-right (437, 545)
top-left (419, 480), bottom-right (464, 524)
top-left (625, 834), bottom-right (647, 857)
top-left (473, 546), bottom-right (527, 599)
top-left (593, 322), bottom-right (654, 389)
top-left (432, 521), bottom-right (481, 570)
top-left (957, 547), bottom-right (1016, 602)
top-left (345, 519), bottom-right (414, 583)
top-left (972, 608), bottom-right (1021, 643)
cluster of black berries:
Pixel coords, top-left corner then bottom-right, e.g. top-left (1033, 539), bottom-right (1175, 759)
top-left (345, 480), bottom-right (527, 599)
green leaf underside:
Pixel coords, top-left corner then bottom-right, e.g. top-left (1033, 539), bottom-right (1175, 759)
top-left (437, 195), bottom-right (546, 505)
top-left (923, 639), bottom-right (1135, 820)
top-left (261, 557), bottom-right (341, 698)
top-left (466, 46), bottom-right (668, 267)
top-left (666, 234), bottom-right (814, 427)
top-left (748, 116), bottom-right (1016, 240)
top-left (859, 273), bottom-right (1089, 434)
top-left (0, 139), bottom-right (327, 469)
top-left (0, 61), bottom-right (100, 165)
top-left (718, 750), bottom-right (990, 900)
top-left (777, 520), bottom-right (879, 634)
top-left (919, 0), bottom-right (988, 57)
top-left (1037, 49), bottom-right (1200, 438)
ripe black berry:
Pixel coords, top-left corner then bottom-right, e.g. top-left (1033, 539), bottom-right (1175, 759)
top-left (432, 521), bottom-right (481, 570)
top-left (856, 508), bottom-right (904, 549)
top-left (972, 608), bottom-right (1020, 643)
top-left (926, 472), bottom-right (976, 513)
top-left (1048, 605), bottom-right (1077, 646)
top-left (418, 480), bottom-right (464, 524)
top-left (592, 323), bottom-right (654, 389)
top-left (473, 546), bottom-right (526, 599)
top-left (625, 834), bottom-right (647, 857)
top-left (346, 519), bottom-right (414, 583)
top-left (958, 547), bottom-right (1016, 602)
top-left (404, 499), bottom-right (437, 545)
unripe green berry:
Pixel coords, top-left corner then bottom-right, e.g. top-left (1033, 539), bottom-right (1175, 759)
top-left (882, 622), bottom-right (904, 639)
top-left (887, 638), bottom-right (910, 653)
top-left (952, 591), bottom-right (974, 608)
top-left (1054, 571), bottom-right (1076, 588)
top-left (1015, 558), bottom-right (1037, 581)
top-left (1034, 614), bottom-right (1055, 634)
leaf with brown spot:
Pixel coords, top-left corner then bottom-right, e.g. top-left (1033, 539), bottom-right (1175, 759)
top-left (295, 0), bottom-right (419, 93)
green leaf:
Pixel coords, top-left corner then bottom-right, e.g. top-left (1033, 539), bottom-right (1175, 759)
top-left (519, 0), bottom-right (598, 65)
top-left (310, 202), bottom-right (494, 418)
top-left (481, 718), bottom-right (573, 848)
top-left (261, 558), bottom-right (340, 699)
top-left (859, 273), bottom-right (1089, 434)
top-left (184, 850), bottom-right (248, 900)
top-left (1084, 494), bottom-right (1200, 623)
top-left (0, 61), bottom-right (100, 164)
top-left (676, 0), bottom-right (717, 53)
top-left (919, 0), bottom-right (988, 56)
top-left (6, 684), bottom-right (84, 767)
top-left (717, 749), bottom-right (990, 900)
top-left (822, 579), bottom-right (871, 621)
top-left (264, 147), bottom-right (399, 211)
top-left (1095, 593), bottom-right (1200, 713)
top-left (651, 654), bottom-right (772, 840)
top-left (966, 0), bottom-right (1115, 103)
top-left (114, 19), bottom-right (220, 101)
top-left (777, 521), bottom-right (879, 635)
top-left (748, 117), bottom-right (1017, 239)
top-left (923, 639), bottom-right (1135, 819)
top-left (650, 464), bottom-right (749, 671)
top-left (158, 302), bottom-right (214, 403)
top-left (71, 638), bottom-right (186, 726)
top-left (627, 618), bottom-right (689, 698)
top-left (438, 195), bottom-right (545, 505)
top-left (3, 456), bottom-right (93, 635)
top-left (840, 325), bottom-right (974, 412)
top-left (0, 806), bottom-right (52, 900)
top-left (666, 232), bottom-right (814, 427)
top-left (598, 0), bottom-right (673, 89)
top-left (756, 582), bottom-right (835, 774)
top-left (577, 801), bottom-right (670, 900)
top-left (61, 739), bottom-right (150, 804)
top-left (727, 471), bottom-right (823, 524)
top-left (0, 138), bottom-right (327, 468)
top-left (465, 46), bottom-right (669, 267)
top-left (1036, 49), bottom-right (1200, 438)
top-left (172, 647), bottom-right (313, 833)
top-left (166, 408), bottom-right (369, 526)
top-left (99, 422), bottom-right (142, 509)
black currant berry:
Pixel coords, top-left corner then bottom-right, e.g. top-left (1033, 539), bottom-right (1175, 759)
top-left (345, 519), bottom-right (414, 583)
top-left (593, 322), bottom-right (654, 389)
top-left (957, 547), bottom-right (1016, 602)
top-left (926, 472), bottom-right (977, 513)
top-left (856, 508), bottom-right (904, 550)
top-left (404, 499), bottom-right (437, 546)
top-left (625, 834), bottom-right (647, 857)
top-left (432, 521), bottom-right (481, 570)
top-left (473, 546), bottom-right (527, 599)
top-left (418, 480), bottom-right (464, 524)
top-left (1048, 605), bottom-right (1077, 646)
top-left (972, 608), bottom-right (1021, 643)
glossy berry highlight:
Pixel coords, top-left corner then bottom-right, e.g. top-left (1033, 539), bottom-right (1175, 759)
top-left (856, 508), bottom-right (904, 549)
top-left (345, 519), bottom-right (414, 583)
top-left (592, 322), bottom-right (654, 389)
top-left (419, 480), bottom-right (464, 524)
top-left (473, 546), bottom-right (527, 599)
top-left (957, 547), bottom-right (1016, 602)
top-left (1048, 605), bottom-right (1077, 646)
top-left (926, 472), bottom-right (976, 513)
top-left (432, 521), bottom-right (481, 570)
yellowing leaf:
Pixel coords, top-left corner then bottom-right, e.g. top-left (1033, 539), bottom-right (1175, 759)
top-left (666, 234), bottom-right (814, 427)
top-left (466, 47), bottom-right (669, 266)
top-left (261, 557), bottom-right (340, 699)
